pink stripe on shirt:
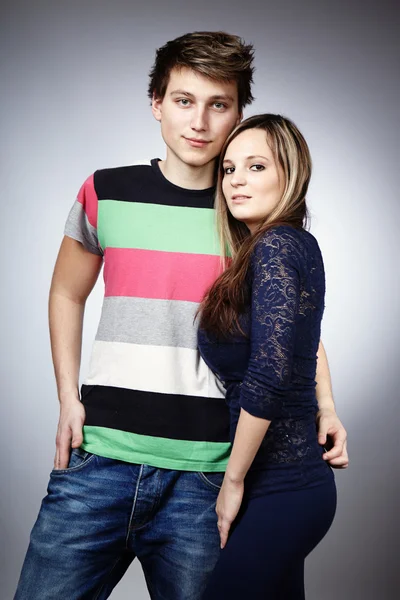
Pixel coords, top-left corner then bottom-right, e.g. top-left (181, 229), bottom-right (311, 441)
top-left (77, 174), bottom-right (98, 228)
top-left (104, 247), bottom-right (224, 303)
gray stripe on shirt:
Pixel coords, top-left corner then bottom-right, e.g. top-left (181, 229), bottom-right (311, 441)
top-left (95, 296), bottom-right (200, 349)
top-left (64, 200), bottom-right (102, 255)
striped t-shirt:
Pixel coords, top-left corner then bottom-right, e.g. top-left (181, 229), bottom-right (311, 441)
top-left (64, 159), bottom-right (230, 472)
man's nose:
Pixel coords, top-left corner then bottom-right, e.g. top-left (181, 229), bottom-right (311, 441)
top-left (191, 106), bottom-right (208, 132)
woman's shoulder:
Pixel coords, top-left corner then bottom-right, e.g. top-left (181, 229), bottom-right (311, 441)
top-left (251, 225), bottom-right (322, 271)
top-left (255, 225), bottom-right (314, 253)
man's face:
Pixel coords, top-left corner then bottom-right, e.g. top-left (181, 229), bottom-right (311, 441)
top-left (152, 67), bottom-right (241, 170)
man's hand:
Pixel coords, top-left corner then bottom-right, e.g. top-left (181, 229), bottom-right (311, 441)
top-left (54, 397), bottom-right (86, 469)
top-left (316, 408), bottom-right (349, 468)
top-left (216, 475), bottom-right (244, 549)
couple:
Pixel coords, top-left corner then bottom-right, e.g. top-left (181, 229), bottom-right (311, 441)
top-left (15, 31), bottom-right (348, 599)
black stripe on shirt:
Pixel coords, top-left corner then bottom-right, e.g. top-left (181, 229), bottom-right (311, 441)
top-left (81, 384), bottom-right (230, 443)
top-left (94, 161), bottom-right (216, 209)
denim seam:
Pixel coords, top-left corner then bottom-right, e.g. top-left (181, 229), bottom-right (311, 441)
top-left (151, 466), bottom-right (163, 515)
top-left (197, 472), bottom-right (223, 490)
top-left (50, 453), bottom-right (96, 475)
top-left (125, 463), bottom-right (144, 546)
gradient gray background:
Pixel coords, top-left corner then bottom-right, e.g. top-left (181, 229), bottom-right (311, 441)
top-left (1, 0), bottom-right (399, 598)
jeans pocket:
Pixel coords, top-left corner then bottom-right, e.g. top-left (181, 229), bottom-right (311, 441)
top-left (197, 471), bottom-right (225, 491)
top-left (51, 447), bottom-right (95, 475)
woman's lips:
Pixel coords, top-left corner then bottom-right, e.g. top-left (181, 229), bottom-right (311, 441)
top-left (231, 195), bottom-right (251, 204)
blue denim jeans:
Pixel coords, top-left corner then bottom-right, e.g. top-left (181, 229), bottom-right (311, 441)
top-left (14, 448), bottom-right (224, 599)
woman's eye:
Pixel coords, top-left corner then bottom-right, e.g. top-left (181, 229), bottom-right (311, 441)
top-left (250, 164), bottom-right (265, 171)
top-left (224, 167), bottom-right (235, 175)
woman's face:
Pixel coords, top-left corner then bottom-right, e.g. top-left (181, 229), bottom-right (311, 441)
top-left (222, 128), bottom-right (285, 233)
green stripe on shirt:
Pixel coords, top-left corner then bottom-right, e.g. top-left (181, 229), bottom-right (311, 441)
top-left (97, 201), bottom-right (220, 255)
top-left (81, 425), bottom-right (230, 472)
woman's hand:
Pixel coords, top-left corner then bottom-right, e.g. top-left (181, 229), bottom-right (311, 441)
top-left (316, 408), bottom-right (349, 468)
top-left (216, 474), bottom-right (244, 549)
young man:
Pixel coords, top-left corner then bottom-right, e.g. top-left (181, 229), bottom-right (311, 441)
top-left (15, 31), bottom-right (348, 600)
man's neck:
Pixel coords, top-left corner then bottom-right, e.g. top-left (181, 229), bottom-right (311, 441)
top-left (158, 151), bottom-right (216, 190)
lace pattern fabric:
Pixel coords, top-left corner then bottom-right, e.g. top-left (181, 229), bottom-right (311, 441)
top-left (198, 225), bottom-right (326, 470)
top-left (239, 227), bottom-right (324, 421)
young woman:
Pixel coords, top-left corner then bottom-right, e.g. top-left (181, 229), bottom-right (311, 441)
top-left (198, 114), bottom-right (337, 599)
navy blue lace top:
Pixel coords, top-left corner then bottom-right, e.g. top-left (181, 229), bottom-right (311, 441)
top-left (198, 226), bottom-right (334, 495)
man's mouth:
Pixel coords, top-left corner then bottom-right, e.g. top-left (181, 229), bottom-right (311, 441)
top-left (183, 137), bottom-right (211, 148)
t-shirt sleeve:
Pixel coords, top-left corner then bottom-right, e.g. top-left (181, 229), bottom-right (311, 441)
top-left (239, 227), bottom-right (305, 420)
top-left (64, 173), bottom-right (103, 255)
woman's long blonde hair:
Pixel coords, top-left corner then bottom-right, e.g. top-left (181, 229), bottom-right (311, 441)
top-left (200, 113), bottom-right (312, 336)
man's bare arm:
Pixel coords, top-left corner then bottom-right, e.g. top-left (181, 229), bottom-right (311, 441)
top-left (49, 236), bottom-right (102, 469)
top-left (315, 340), bottom-right (349, 468)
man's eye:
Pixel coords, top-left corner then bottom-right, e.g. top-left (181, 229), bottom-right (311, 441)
top-left (178, 99), bottom-right (191, 106)
top-left (250, 164), bottom-right (265, 171)
top-left (224, 167), bottom-right (235, 175)
top-left (213, 102), bottom-right (227, 110)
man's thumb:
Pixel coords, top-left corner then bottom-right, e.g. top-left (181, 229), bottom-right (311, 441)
top-left (71, 428), bottom-right (83, 448)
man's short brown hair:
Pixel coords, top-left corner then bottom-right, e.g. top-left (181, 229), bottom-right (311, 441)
top-left (148, 31), bottom-right (255, 112)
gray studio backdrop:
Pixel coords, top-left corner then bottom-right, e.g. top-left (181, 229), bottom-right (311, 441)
top-left (1, 0), bottom-right (399, 598)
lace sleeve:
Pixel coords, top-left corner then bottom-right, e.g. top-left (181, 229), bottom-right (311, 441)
top-left (239, 227), bottom-right (305, 420)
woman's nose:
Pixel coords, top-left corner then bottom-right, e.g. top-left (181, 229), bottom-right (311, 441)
top-left (230, 171), bottom-right (246, 186)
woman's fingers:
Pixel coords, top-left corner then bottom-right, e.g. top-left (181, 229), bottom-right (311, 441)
top-left (217, 517), bottom-right (231, 549)
top-left (215, 477), bottom-right (245, 548)
top-left (326, 439), bottom-right (349, 468)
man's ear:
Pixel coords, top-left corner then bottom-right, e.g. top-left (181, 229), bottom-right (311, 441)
top-left (236, 112), bottom-right (243, 126)
top-left (152, 93), bottom-right (163, 122)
